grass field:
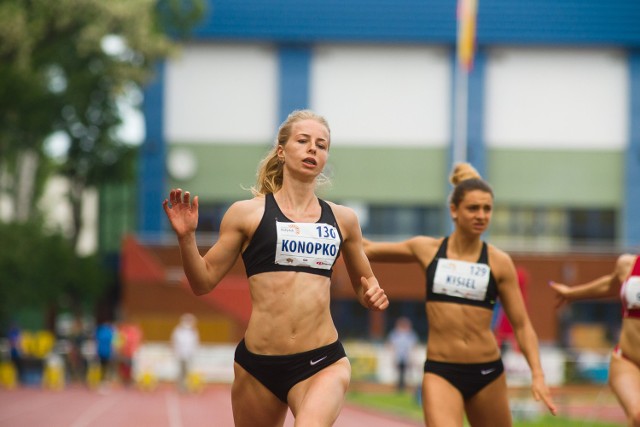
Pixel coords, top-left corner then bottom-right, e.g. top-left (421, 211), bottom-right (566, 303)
top-left (346, 389), bottom-right (623, 427)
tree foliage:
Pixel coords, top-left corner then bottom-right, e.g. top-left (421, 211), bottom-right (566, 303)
top-left (0, 220), bottom-right (107, 332)
top-left (0, 0), bottom-right (205, 329)
top-left (0, 0), bottom-right (205, 245)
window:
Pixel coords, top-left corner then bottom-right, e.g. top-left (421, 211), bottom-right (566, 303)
top-left (568, 209), bottom-right (616, 245)
top-left (362, 205), bottom-right (444, 238)
top-left (490, 206), bottom-right (616, 251)
top-left (196, 202), bottom-right (232, 233)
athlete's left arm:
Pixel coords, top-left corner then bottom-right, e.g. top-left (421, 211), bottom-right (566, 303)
top-left (494, 248), bottom-right (558, 416)
top-left (332, 203), bottom-right (389, 311)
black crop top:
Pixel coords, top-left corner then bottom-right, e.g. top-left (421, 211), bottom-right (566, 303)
top-left (425, 237), bottom-right (498, 310)
top-left (241, 193), bottom-right (343, 278)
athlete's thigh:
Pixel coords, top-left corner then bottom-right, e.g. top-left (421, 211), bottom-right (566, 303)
top-left (608, 355), bottom-right (640, 419)
top-left (464, 373), bottom-right (512, 427)
top-left (422, 373), bottom-right (465, 427)
top-left (287, 358), bottom-right (351, 427)
top-left (232, 362), bottom-right (288, 427)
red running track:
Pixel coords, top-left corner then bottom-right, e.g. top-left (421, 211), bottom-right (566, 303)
top-left (0, 384), bottom-right (422, 427)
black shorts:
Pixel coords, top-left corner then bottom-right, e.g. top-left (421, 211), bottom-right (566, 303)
top-left (234, 339), bottom-right (347, 403)
top-left (424, 358), bottom-right (504, 400)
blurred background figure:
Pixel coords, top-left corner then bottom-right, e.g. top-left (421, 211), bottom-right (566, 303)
top-left (7, 322), bottom-right (23, 384)
top-left (95, 322), bottom-right (115, 385)
top-left (387, 316), bottom-right (419, 393)
top-left (114, 322), bottom-right (143, 387)
top-left (493, 266), bottom-right (530, 352)
top-left (171, 313), bottom-right (200, 392)
top-left (66, 317), bottom-right (87, 383)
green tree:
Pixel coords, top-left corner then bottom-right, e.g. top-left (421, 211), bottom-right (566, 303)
top-left (0, 0), bottom-right (205, 329)
top-left (0, 221), bottom-right (106, 332)
top-left (0, 0), bottom-right (205, 247)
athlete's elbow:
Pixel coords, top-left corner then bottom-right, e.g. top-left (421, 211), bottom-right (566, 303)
top-left (188, 280), bottom-right (215, 296)
top-left (191, 287), bottom-right (210, 296)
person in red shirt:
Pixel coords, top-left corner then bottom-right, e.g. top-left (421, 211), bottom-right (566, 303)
top-left (115, 322), bottom-right (142, 386)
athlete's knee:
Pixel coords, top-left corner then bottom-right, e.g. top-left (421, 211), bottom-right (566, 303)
top-left (233, 396), bottom-right (287, 427)
top-left (630, 408), bottom-right (640, 427)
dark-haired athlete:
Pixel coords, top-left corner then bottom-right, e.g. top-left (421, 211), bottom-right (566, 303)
top-left (364, 162), bottom-right (556, 426)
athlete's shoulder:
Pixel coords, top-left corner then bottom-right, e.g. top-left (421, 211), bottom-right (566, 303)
top-left (324, 200), bottom-right (357, 222)
top-left (486, 243), bottom-right (514, 265)
top-left (617, 253), bottom-right (636, 266)
top-left (409, 235), bottom-right (441, 250)
top-left (227, 196), bottom-right (264, 214)
top-left (616, 253), bottom-right (637, 276)
top-left (222, 196), bottom-right (265, 230)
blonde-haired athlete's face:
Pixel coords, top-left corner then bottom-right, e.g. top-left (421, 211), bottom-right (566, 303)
top-left (451, 189), bottom-right (493, 236)
top-left (277, 119), bottom-right (330, 181)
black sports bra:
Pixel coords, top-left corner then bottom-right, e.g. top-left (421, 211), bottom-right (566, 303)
top-left (241, 193), bottom-right (343, 278)
top-left (425, 237), bottom-right (498, 310)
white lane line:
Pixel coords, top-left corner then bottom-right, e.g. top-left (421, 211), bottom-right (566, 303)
top-left (166, 390), bottom-right (183, 427)
top-left (69, 395), bottom-right (122, 427)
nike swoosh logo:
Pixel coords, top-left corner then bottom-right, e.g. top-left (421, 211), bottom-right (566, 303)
top-left (310, 356), bottom-right (328, 366)
top-left (481, 368), bottom-right (496, 375)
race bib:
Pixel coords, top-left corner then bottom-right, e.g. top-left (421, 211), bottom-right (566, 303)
top-left (623, 276), bottom-right (640, 309)
top-left (275, 221), bottom-right (341, 270)
top-left (433, 258), bottom-right (491, 301)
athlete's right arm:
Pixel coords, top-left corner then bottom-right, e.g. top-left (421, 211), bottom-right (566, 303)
top-left (548, 253), bottom-right (633, 303)
top-left (163, 190), bottom-right (250, 295)
top-left (362, 236), bottom-right (431, 264)
top-left (548, 276), bottom-right (615, 304)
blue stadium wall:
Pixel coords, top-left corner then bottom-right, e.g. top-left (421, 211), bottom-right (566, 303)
top-left (138, 0), bottom-right (640, 247)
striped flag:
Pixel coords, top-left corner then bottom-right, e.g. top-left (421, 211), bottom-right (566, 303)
top-left (457, 0), bottom-right (478, 71)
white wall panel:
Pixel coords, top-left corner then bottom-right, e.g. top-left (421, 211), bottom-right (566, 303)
top-left (165, 44), bottom-right (277, 143)
top-left (485, 48), bottom-right (628, 149)
top-left (311, 45), bottom-right (451, 146)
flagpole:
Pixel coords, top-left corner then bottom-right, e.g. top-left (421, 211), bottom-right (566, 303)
top-left (453, 0), bottom-right (476, 166)
top-left (453, 62), bottom-right (468, 165)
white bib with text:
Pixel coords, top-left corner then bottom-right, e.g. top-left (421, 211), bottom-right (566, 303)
top-left (275, 221), bottom-right (341, 270)
top-left (433, 258), bottom-right (491, 301)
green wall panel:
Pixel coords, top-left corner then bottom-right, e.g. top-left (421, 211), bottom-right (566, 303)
top-left (323, 146), bottom-right (448, 204)
top-left (168, 143), bottom-right (448, 204)
top-left (489, 149), bottom-right (623, 207)
top-left (167, 144), bottom-right (270, 200)
top-left (169, 144), bottom-right (622, 208)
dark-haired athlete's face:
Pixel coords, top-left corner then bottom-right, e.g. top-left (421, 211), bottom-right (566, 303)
top-left (278, 119), bottom-right (330, 181)
top-left (451, 190), bottom-right (493, 236)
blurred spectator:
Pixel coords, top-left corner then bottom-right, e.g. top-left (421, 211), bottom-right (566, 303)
top-left (64, 316), bottom-right (87, 382)
top-left (114, 322), bottom-right (143, 386)
top-left (7, 322), bottom-right (23, 382)
top-left (95, 322), bottom-right (115, 384)
top-left (387, 316), bottom-right (418, 393)
top-left (493, 266), bottom-right (529, 352)
top-left (171, 314), bottom-right (200, 391)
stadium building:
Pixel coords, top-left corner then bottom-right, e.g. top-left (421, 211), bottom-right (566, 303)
top-left (122, 0), bottom-right (640, 349)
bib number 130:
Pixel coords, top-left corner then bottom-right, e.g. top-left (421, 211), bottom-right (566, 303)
top-left (316, 225), bottom-right (337, 239)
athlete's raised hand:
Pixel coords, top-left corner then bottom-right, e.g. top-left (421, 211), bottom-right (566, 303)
top-left (162, 188), bottom-right (199, 238)
top-left (360, 276), bottom-right (389, 311)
